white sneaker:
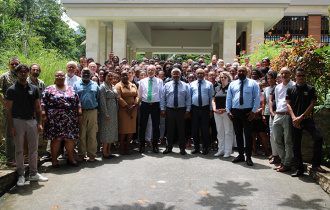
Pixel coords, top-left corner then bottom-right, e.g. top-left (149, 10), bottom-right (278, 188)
top-left (17, 175), bottom-right (25, 186)
top-left (214, 151), bottom-right (224, 157)
top-left (29, 173), bottom-right (48, 182)
top-left (223, 154), bottom-right (231, 158)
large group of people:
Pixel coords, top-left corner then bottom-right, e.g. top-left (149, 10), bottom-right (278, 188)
top-left (0, 52), bottom-right (327, 187)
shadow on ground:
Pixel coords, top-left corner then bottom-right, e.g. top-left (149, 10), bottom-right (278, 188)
top-left (86, 202), bottom-right (175, 210)
top-left (277, 194), bottom-right (326, 210)
top-left (196, 180), bottom-right (258, 209)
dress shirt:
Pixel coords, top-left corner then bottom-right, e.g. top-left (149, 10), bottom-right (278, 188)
top-left (226, 78), bottom-right (260, 113)
top-left (274, 80), bottom-right (295, 112)
top-left (138, 76), bottom-right (163, 103)
top-left (190, 79), bottom-right (214, 111)
top-left (160, 80), bottom-right (191, 111)
top-left (65, 74), bottom-right (81, 87)
top-left (73, 80), bottom-right (99, 110)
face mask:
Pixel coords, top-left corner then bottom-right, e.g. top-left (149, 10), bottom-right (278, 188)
top-left (238, 74), bottom-right (246, 81)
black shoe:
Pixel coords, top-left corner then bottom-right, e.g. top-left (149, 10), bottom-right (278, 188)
top-left (291, 169), bottom-right (304, 177)
top-left (139, 147), bottom-right (145, 153)
top-left (67, 159), bottom-right (79, 167)
top-left (202, 148), bottom-right (209, 155)
top-left (42, 152), bottom-right (51, 160)
top-left (163, 148), bottom-right (172, 154)
top-left (52, 164), bottom-right (60, 168)
top-left (180, 149), bottom-right (187, 155)
top-left (246, 157), bottom-right (254, 166)
top-left (191, 148), bottom-right (200, 154)
top-left (311, 166), bottom-right (327, 173)
top-left (153, 146), bottom-right (159, 153)
top-left (232, 155), bottom-right (245, 163)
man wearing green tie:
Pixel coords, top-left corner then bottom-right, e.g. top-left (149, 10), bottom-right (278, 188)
top-left (138, 65), bottom-right (164, 153)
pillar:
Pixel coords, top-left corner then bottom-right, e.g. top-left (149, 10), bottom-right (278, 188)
top-left (219, 25), bottom-right (224, 59)
top-left (308, 15), bottom-right (321, 42)
top-left (99, 25), bottom-right (107, 63)
top-left (86, 20), bottom-right (101, 62)
top-left (223, 20), bottom-right (237, 63)
top-left (212, 43), bottom-right (219, 58)
top-left (107, 28), bottom-right (113, 58)
top-left (246, 24), bottom-right (251, 55)
top-left (250, 20), bottom-right (264, 53)
top-left (130, 48), bottom-right (135, 64)
top-left (113, 20), bottom-right (127, 60)
top-left (126, 45), bottom-right (130, 62)
top-left (145, 52), bottom-right (153, 59)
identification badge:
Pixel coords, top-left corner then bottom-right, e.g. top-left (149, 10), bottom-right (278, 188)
top-left (28, 90), bottom-right (33, 95)
top-left (304, 91), bottom-right (308, 96)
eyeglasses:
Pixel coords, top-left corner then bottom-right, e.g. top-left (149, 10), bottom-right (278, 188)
top-left (220, 77), bottom-right (228, 79)
top-left (296, 75), bottom-right (306, 77)
top-left (10, 63), bottom-right (20, 66)
top-left (67, 66), bottom-right (75, 69)
top-left (55, 75), bottom-right (65, 78)
top-left (17, 70), bottom-right (28, 74)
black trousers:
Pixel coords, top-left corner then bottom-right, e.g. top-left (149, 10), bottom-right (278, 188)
top-left (191, 105), bottom-right (210, 150)
top-left (231, 108), bottom-right (253, 157)
top-left (210, 116), bottom-right (217, 142)
top-left (139, 102), bottom-right (160, 147)
top-left (291, 118), bottom-right (323, 170)
top-left (166, 107), bottom-right (186, 149)
top-left (185, 118), bottom-right (192, 140)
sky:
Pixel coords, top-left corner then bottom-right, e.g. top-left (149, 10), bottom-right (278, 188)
top-left (59, 0), bottom-right (79, 30)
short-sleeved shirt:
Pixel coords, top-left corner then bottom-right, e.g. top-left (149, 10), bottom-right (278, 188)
top-left (274, 80), bottom-right (295, 112)
top-left (5, 82), bottom-right (39, 119)
top-left (73, 80), bottom-right (99, 110)
top-left (286, 83), bottom-right (317, 119)
top-left (213, 84), bottom-right (229, 109)
top-left (0, 71), bottom-right (18, 98)
top-left (27, 77), bottom-right (45, 99)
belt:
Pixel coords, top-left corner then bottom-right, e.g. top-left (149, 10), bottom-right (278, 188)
top-left (83, 108), bottom-right (97, 111)
top-left (142, 101), bottom-right (159, 105)
top-left (14, 117), bottom-right (35, 120)
top-left (192, 105), bottom-right (209, 109)
top-left (276, 112), bottom-right (290, 115)
top-left (167, 107), bottom-right (185, 110)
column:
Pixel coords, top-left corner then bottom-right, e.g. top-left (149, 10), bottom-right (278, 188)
top-left (308, 15), bottom-right (321, 42)
top-left (107, 28), bottom-right (113, 57)
top-left (86, 20), bottom-right (101, 62)
top-left (250, 20), bottom-right (264, 53)
top-left (126, 45), bottom-right (130, 61)
top-left (130, 48), bottom-right (135, 64)
top-left (223, 20), bottom-right (237, 63)
top-left (99, 25), bottom-right (107, 63)
top-left (113, 20), bottom-right (127, 60)
top-left (145, 52), bottom-right (153, 59)
top-left (218, 25), bottom-right (224, 59)
top-left (246, 24), bottom-right (251, 55)
top-left (212, 43), bottom-right (219, 58)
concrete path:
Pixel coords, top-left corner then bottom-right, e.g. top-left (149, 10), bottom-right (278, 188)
top-left (0, 146), bottom-right (329, 210)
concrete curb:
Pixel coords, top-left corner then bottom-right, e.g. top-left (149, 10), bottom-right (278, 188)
top-left (307, 165), bottom-right (330, 194)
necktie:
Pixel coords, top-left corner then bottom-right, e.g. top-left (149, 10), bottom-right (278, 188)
top-left (147, 78), bottom-right (152, 102)
top-left (198, 81), bottom-right (202, 107)
top-left (240, 80), bottom-right (244, 105)
top-left (174, 82), bottom-right (178, 108)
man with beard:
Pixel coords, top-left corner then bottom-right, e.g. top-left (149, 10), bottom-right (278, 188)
top-left (28, 63), bottom-right (45, 98)
top-left (226, 66), bottom-right (260, 166)
top-left (0, 57), bottom-right (20, 167)
top-left (73, 68), bottom-right (99, 162)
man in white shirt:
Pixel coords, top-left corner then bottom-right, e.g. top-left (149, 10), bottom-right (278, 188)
top-left (269, 67), bottom-right (295, 172)
top-left (65, 61), bottom-right (81, 87)
top-left (138, 65), bottom-right (163, 153)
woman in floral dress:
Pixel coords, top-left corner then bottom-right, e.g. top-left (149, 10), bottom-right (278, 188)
top-left (41, 70), bottom-right (82, 167)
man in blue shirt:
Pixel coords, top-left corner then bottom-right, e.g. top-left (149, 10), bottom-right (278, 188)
top-left (226, 66), bottom-right (260, 166)
top-left (74, 68), bottom-right (99, 162)
top-left (160, 68), bottom-right (191, 155)
top-left (190, 68), bottom-right (214, 155)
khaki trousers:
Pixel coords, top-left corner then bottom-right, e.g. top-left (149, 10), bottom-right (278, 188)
top-left (78, 109), bottom-right (98, 158)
